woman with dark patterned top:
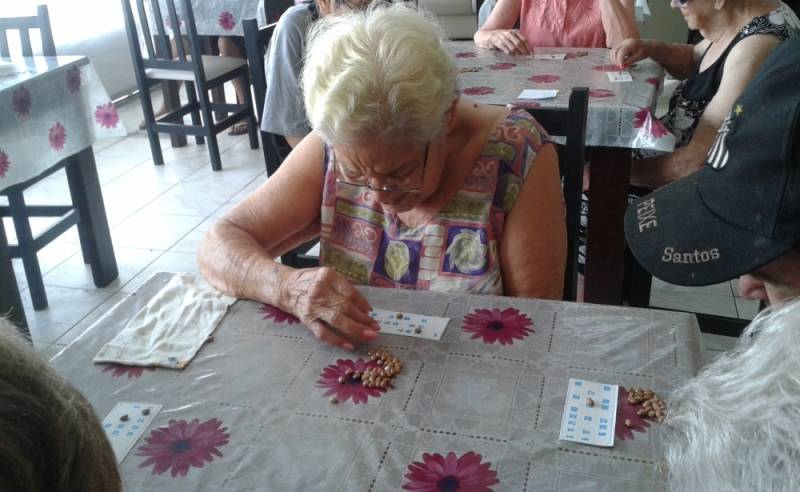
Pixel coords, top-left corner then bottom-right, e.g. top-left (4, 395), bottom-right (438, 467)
top-left (612, 0), bottom-right (799, 188)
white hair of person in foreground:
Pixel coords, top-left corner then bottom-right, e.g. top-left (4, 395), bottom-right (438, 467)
top-left (302, 2), bottom-right (458, 147)
top-left (662, 299), bottom-right (800, 491)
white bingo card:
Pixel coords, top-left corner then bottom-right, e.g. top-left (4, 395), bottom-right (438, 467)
top-left (370, 309), bottom-right (449, 341)
top-left (559, 378), bottom-right (618, 447)
top-left (102, 401), bottom-right (163, 463)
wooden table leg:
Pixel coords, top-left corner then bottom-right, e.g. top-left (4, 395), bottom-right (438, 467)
top-left (0, 218), bottom-right (28, 335)
top-left (66, 147), bottom-right (118, 287)
top-left (584, 147), bottom-right (631, 306)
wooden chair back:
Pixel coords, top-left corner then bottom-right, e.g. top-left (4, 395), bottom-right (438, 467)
top-left (0, 5), bottom-right (56, 58)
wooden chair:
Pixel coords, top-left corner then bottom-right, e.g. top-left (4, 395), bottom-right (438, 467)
top-left (120, 0), bottom-right (259, 172)
top-left (525, 87), bottom-right (589, 302)
top-left (243, 17), bottom-right (318, 268)
top-left (1, 6), bottom-right (118, 314)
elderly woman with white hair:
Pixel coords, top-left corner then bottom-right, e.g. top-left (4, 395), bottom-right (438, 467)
top-left (662, 299), bottom-right (800, 491)
top-left (199, 3), bottom-right (567, 349)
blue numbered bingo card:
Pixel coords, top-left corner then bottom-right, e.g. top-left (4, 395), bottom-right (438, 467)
top-left (559, 378), bottom-right (618, 447)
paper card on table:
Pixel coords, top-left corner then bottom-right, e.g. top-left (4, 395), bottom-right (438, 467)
top-left (370, 309), bottom-right (449, 341)
top-left (607, 71), bottom-right (633, 82)
top-left (102, 402), bottom-right (162, 463)
top-left (518, 89), bottom-right (559, 100)
top-left (559, 378), bottom-right (618, 447)
top-left (533, 53), bottom-right (567, 60)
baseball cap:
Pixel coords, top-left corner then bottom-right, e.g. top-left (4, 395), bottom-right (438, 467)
top-left (624, 36), bottom-right (800, 286)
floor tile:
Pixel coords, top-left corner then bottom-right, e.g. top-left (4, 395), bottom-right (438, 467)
top-left (170, 217), bottom-right (217, 253)
top-left (11, 241), bottom-right (81, 292)
top-left (43, 246), bottom-right (164, 292)
top-left (141, 183), bottom-right (235, 216)
top-left (111, 213), bottom-right (205, 250)
top-left (735, 297), bottom-right (761, 320)
top-left (649, 290), bottom-right (738, 318)
top-left (94, 155), bottom-right (150, 185)
top-left (650, 277), bottom-right (733, 296)
top-left (54, 293), bottom-right (128, 347)
top-left (99, 179), bottom-right (177, 226)
top-left (120, 251), bottom-right (200, 293)
top-left (701, 332), bottom-right (738, 351)
top-left (41, 343), bottom-right (67, 361)
top-left (114, 154), bottom-right (209, 184)
top-left (22, 286), bottom-right (115, 347)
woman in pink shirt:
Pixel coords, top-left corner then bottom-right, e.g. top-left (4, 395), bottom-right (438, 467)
top-left (474, 0), bottom-right (639, 54)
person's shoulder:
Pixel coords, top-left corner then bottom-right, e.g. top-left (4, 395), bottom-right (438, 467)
top-left (277, 3), bottom-right (315, 31)
top-left (499, 108), bottom-right (549, 145)
top-left (740, 3), bottom-right (800, 40)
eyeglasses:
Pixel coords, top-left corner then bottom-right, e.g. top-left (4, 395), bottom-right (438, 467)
top-left (671, 0), bottom-right (690, 7)
top-left (334, 143), bottom-right (430, 193)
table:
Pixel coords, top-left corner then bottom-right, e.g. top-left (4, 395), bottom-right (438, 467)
top-left (51, 272), bottom-right (703, 490)
top-left (0, 56), bottom-right (125, 327)
top-left (155, 0), bottom-right (271, 37)
top-left (448, 42), bottom-right (674, 305)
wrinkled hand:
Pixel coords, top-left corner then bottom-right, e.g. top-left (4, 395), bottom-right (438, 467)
top-left (611, 38), bottom-right (649, 68)
top-left (490, 30), bottom-right (533, 55)
top-left (283, 267), bottom-right (380, 350)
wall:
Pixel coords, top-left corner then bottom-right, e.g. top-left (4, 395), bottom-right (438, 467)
top-left (639, 1), bottom-right (688, 43)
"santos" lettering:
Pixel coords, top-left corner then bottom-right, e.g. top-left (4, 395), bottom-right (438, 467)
top-left (661, 247), bottom-right (720, 264)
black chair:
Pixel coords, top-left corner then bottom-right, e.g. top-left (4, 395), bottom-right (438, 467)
top-left (121, 0), bottom-right (259, 172)
top-left (243, 17), bottom-right (318, 268)
top-left (1, 6), bottom-right (118, 318)
top-left (525, 87), bottom-right (589, 302)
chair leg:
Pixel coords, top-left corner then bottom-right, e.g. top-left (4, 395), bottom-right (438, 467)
top-left (241, 74), bottom-right (259, 150)
top-left (0, 219), bottom-right (28, 332)
top-left (7, 189), bottom-right (47, 310)
top-left (138, 84), bottom-right (164, 165)
top-left (185, 81), bottom-right (205, 145)
top-left (66, 147), bottom-right (118, 288)
top-left (197, 86), bottom-right (223, 171)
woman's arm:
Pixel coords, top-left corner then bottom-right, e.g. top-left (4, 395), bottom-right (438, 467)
top-left (599, 0), bottom-right (639, 48)
top-left (474, 0), bottom-right (533, 55)
top-left (612, 38), bottom-right (702, 77)
top-left (500, 143), bottom-right (567, 299)
top-left (630, 35), bottom-right (781, 188)
top-left (198, 133), bottom-right (379, 348)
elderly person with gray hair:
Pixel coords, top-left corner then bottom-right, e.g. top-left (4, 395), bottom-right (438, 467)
top-left (0, 319), bottom-right (121, 492)
top-left (199, 3), bottom-right (567, 349)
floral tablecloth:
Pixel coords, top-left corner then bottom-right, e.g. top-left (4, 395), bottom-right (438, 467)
top-left (0, 56), bottom-right (126, 191)
top-left (154, 0), bottom-right (269, 37)
top-left (449, 42), bottom-right (675, 152)
top-left (51, 272), bottom-right (703, 490)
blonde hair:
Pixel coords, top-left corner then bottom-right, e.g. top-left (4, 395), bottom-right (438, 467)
top-left (302, 2), bottom-right (458, 146)
top-left (0, 318), bottom-right (121, 492)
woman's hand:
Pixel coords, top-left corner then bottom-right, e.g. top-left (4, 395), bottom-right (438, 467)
top-left (611, 38), bottom-right (649, 68)
top-left (489, 30), bottom-right (533, 55)
top-left (282, 267), bottom-right (380, 349)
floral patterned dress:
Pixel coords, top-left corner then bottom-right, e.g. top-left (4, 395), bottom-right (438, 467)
top-left (318, 110), bottom-right (550, 295)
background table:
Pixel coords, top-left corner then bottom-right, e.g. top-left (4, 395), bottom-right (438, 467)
top-left (155, 0), bottom-right (291, 36)
top-left (51, 273), bottom-right (703, 490)
top-left (448, 43), bottom-right (675, 306)
top-left (0, 56), bottom-right (125, 328)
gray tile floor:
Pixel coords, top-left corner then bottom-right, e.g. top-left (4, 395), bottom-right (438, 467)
top-left (5, 85), bottom-right (747, 367)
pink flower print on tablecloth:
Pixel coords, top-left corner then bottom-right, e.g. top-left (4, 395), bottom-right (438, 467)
top-left (402, 451), bottom-right (500, 491)
top-left (634, 107), bottom-right (669, 138)
top-left (136, 418), bottom-right (230, 477)
top-left (66, 66), bottom-right (81, 94)
top-left (645, 77), bottom-right (660, 87)
top-left (218, 11), bottom-right (236, 31)
top-left (0, 150), bottom-right (9, 178)
top-left (487, 62), bottom-right (516, 70)
top-left (102, 363), bottom-right (156, 378)
top-left (462, 307), bottom-right (533, 345)
top-left (259, 303), bottom-right (300, 324)
top-left (589, 89), bottom-right (615, 98)
top-left (12, 86), bottom-right (31, 118)
top-left (454, 51), bottom-right (477, 58)
top-left (49, 122), bottom-right (67, 151)
top-left (317, 358), bottom-right (386, 404)
top-left (592, 64), bottom-right (623, 72)
top-left (528, 74), bottom-right (561, 83)
top-left (463, 86), bottom-right (494, 96)
top-left (512, 100), bottom-right (541, 109)
top-left (615, 387), bottom-right (650, 440)
top-left (95, 102), bottom-right (120, 129)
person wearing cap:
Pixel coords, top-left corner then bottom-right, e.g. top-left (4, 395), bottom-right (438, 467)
top-left (625, 36), bottom-right (800, 307)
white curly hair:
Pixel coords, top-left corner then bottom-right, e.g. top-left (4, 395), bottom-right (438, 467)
top-left (662, 299), bottom-right (800, 491)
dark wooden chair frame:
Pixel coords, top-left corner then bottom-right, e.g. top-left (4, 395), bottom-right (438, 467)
top-left (120, 0), bottom-right (259, 172)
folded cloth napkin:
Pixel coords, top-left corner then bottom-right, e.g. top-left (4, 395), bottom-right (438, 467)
top-left (93, 273), bottom-right (236, 369)
top-left (0, 60), bottom-right (19, 77)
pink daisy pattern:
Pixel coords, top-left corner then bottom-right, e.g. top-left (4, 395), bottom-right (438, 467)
top-left (402, 451), bottom-right (500, 491)
top-left (94, 102), bottom-right (120, 129)
top-left (0, 150), bottom-right (9, 179)
top-left (487, 62), bottom-right (516, 70)
top-left (218, 11), bottom-right (236, 31)
top-left (136, 418), bottom-right (230, 477)
top-left (615, 387), bottom-right (650, 440)
top-left (462, 86), bottom-right (495, 96)
top-left (316, 358), bottom-right (386, 404)
top-left (528, 74), bottom-right (561, 83)
top-left (48, 122), bottom-right (67, 151)
top-left (634, 107), bottom-right (669, 138)
top-left (461, 307), bottom-right (534, 345)
top-left (12, 86), bottom-right (32, 118)
top-left (259, 303), bottom-right (300, 325)
top-left (66, 66), bottom-right (82, 94)
top-left (589, 89), bottom-right (615, 98)
top-left (645, 76), bottom-right (660, 87)
top-left (101, 363), bottom-right (156, 379)
top-left (454, 52), bottom-right (477, 58)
